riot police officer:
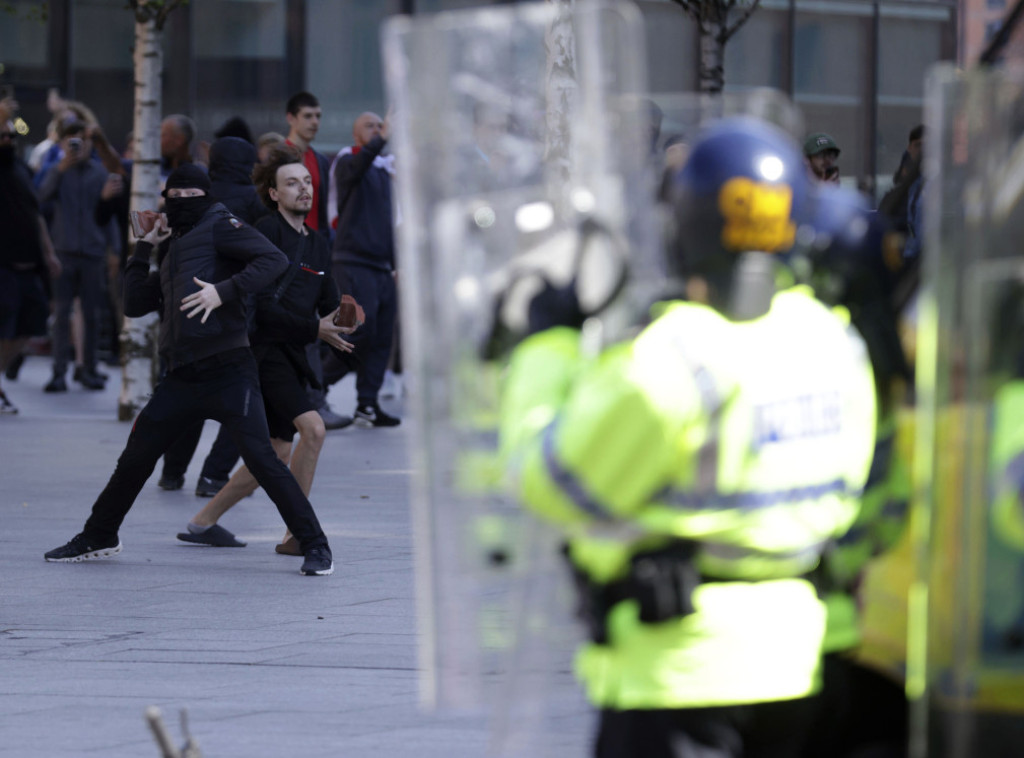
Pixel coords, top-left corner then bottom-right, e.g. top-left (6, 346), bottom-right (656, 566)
top-left (499, 117), bottom-right (878, 757)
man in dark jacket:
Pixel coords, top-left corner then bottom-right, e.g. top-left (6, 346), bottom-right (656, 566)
top-left (44, 164), bottom-right (335, 576)
top-left (323, 111), bottom-right (400, 427)
top-left (0, 120), bottom-right (61, 414)
top-left (208, 136), bottom-right (269, 225)
top-left (158, 134), bottom-right (272, 496)
top-left (38, 120), bottom-right (122, 392)
top-left (178, 146), bottom-right (356, 555)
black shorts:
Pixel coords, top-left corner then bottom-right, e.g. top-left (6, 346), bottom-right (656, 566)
top-left (258, 349), bottom-right (316, 442)
top-left (0, 267), bottom-right (49, 340)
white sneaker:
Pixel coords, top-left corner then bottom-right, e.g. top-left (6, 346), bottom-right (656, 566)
top-left (379, 370), bottom-right (403, 399)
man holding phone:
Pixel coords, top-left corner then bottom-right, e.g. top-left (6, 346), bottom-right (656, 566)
top-left (804, 132), bottom-right (842, 185)
top-left (38, 119), bottom-right (122, 392)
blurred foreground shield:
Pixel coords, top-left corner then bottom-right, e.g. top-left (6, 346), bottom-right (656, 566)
top-left (382, 2), bottom-right (659, 751)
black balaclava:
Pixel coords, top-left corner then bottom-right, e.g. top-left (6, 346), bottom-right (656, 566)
top-left (162, 163), bottom-right (214, 236)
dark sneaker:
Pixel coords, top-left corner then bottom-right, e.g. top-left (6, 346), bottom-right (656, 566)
top-left (73, 366), bottom-right (107, 390)
top-left (158, 474), bottom-right (185, 491)
top-left (353, 403), bottom-right (400, 428)
top-left (0, 390), bottom-right (17, 415)
top-left (44, 375), bottom-right (67, 393)
top-left (176, 524), bottom-right (246, 548)
top-left (318, 405), bottom-right (354, 430)
top-left (45, 532), bottom-right (122, 562)
top-left (300, 546), bottom-right (334, 576)
top-left (194, 476), bottom-right (228, 497)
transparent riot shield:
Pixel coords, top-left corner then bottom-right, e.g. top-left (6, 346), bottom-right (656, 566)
top-left (907, 63), bottom-right (1024, 758)
top-left (381, 3), bottom-right (658, 753)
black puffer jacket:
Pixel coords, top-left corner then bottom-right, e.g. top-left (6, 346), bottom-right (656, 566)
top-left (209, 137), bottom-right (269, 225)
top-left (124, 203), bottom-right (287, 370)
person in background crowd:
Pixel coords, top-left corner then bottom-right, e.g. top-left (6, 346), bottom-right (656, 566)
top-left (804, 132), bottom-right (842, 185)
top-left (322, 110), bottom-right (401, 428)
top-left (38, 120), bottom-right (122, 393)
top-left (0, 115), bottom-right (62, 414)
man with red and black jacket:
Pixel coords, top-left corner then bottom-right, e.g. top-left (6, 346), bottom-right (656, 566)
top-left (44, 163), bottom-right (335, 577)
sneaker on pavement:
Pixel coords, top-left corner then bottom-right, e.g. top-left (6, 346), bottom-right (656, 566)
top-left (176, 524), bottom-right (247, 547)
top-left (44, 375), bottom-right (67, 393)
top-left (300, 546), bottom-right (334, 576)
top-left (0, 390), bottom-right (17, 415)
top-left (158, 474), bottom-right (185, 491)
top-left (353, 403), bottom-right (400, 428)
top-left (317, 405), bottom-right (354, 430)
top-left (73, 366), bottom-right (107, 390)
top-left (379, 370), bottom-right (404, 399)
top-left (195, 476), bottom-right (228, 497)
top-left (45, 532), bottom-right (122, 562)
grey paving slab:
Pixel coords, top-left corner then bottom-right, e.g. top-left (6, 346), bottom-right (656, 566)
top-left (0, 356), bottom-right (590, 757)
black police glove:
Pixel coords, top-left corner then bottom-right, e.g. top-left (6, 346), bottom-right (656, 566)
top-left (527, 278), bottom-right (586, 335)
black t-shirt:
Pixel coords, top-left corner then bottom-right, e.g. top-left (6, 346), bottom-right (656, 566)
top-left (0, 158), bottom-right (44, 269)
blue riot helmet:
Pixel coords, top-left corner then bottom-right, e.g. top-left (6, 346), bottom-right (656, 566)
top-left (804, 183), bottom-right (912, 407)
top-left (668, 116), bottom-right (812, 320)
top-left (801, 184), bottom-right (888, 304)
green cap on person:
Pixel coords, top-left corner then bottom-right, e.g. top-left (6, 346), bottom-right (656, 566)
top-left (803, 133), bottom-right (840, 158)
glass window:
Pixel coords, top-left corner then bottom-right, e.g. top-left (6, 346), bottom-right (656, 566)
top-left (875, 6), bottom-right (950, 201)
top-left (70, 0), bottom-right (136, 154)
top-left (194, 0), bottom-right (287, 59)
top-left (74, 0), bottom-right (134, 70)
top-left (190, 0), bottom-right (289, 144)
top-left (306, 0), bottom-right (403, 153)
top-left (725, 5), bottom-right (790, 92)
top-left (794, 2), bottom-right (872, 188)
top-left (0, 1), bottom-right (50, 67)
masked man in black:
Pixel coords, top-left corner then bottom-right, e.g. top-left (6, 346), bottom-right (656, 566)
top-left (44, 164), bottom-right (335, 576)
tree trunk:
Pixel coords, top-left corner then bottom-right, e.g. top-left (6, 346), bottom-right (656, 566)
top-left (118, 14), bottom-right (162, 421)
top-left (698, 21), bottom-right (726, 94)
top-left (544, 0), bottom-right (577, 188)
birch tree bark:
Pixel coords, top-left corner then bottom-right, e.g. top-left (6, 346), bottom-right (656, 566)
top-left (119, 0), bottom-right (184, 421)
top-left (671, 0), bottom-right (762, 94)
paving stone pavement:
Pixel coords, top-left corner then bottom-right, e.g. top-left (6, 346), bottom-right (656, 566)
top-left (0, 356), bottom-right (590, 757)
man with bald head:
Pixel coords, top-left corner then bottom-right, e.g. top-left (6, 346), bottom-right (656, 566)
top-left (323, 110), bottom-right (400, 427)
top-left (160, 114), bottom-right (196, 177)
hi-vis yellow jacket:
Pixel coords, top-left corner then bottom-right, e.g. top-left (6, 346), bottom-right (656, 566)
top-left (500, 286), bottom-right (877, 709)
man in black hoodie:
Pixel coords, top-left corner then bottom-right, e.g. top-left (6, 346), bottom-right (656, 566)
top-left (158, 134), bottom-right (271, 497)
top-left (324, 111), bottom-right (400, 427)
top-left (44, 164), bottom-right (335, 576)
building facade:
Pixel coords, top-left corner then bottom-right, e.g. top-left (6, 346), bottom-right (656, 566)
top-left (2, 0), bottom-right (957, 199)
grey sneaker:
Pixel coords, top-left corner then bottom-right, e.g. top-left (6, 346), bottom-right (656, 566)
top-left (45, 532), bottom-right (122, 562)
top-left (300, 546), bottom-right (334, 576)
top-left (317, 405), bottom-right (354, 430)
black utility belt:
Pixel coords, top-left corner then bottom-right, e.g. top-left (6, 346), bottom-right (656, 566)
top-left (567, 539), bottom-right (818, 644)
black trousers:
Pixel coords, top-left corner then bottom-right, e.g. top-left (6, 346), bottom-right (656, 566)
top-left (322, 262), bottom-right (396, 406)
top-left (52, 252), bottom-right (105, 375)
top-left (596, 698), bottom-right (816, 758)
top-left (83, 350), bottom-right (328, 552)
top-left (800, 653), bottom-right (907, 758)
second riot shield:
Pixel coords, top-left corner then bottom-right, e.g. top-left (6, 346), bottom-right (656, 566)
top-left (906, 63), bottom-right (1024, 758)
